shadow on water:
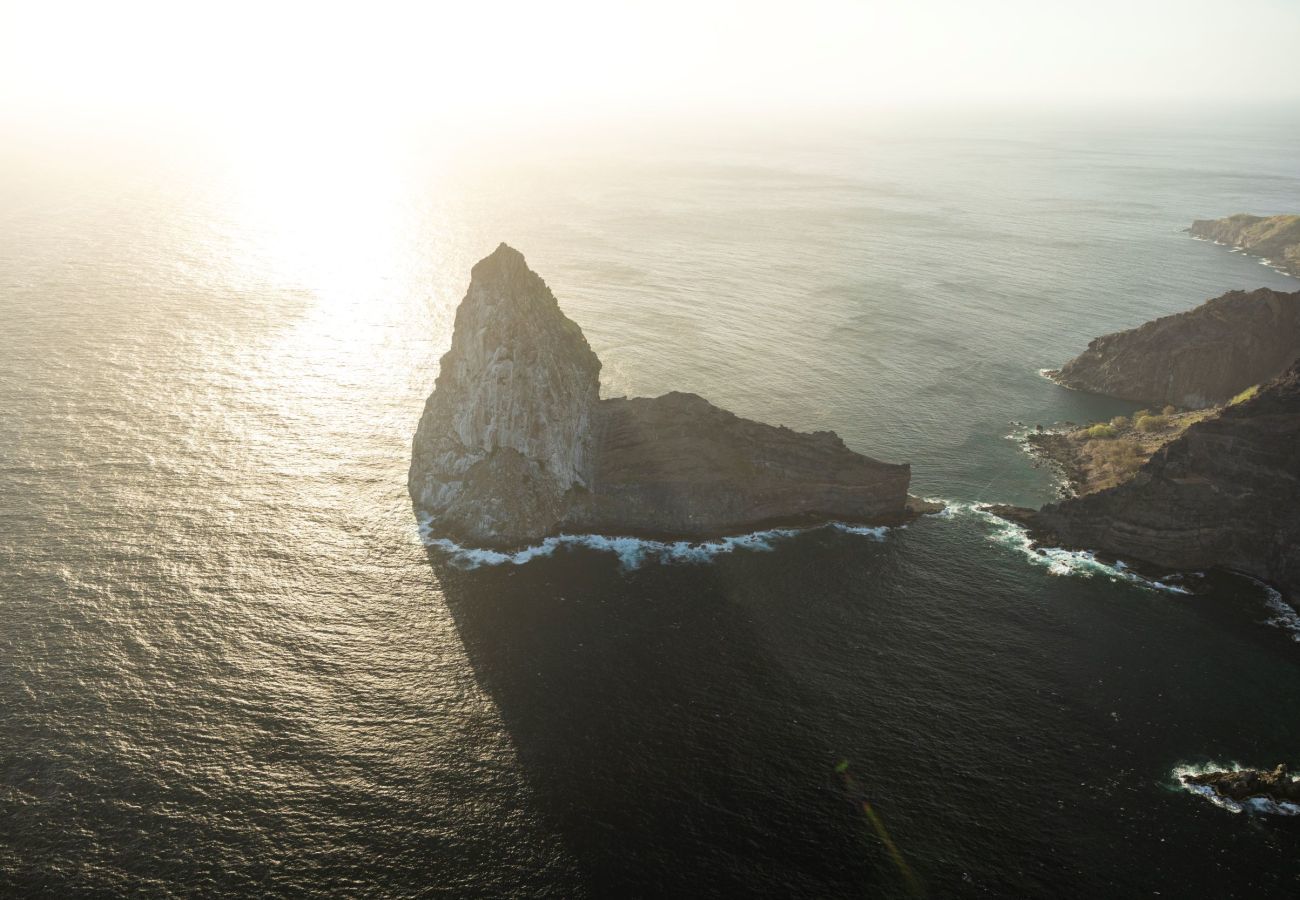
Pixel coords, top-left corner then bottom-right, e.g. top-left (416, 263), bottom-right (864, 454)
top-left (426, 541), bottom-right (908, 898)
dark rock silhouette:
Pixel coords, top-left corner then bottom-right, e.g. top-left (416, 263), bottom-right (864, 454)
top-left (1047, 287), bottom-right (1300, 408)
top-left (999, 360), bottom-right (1300, 600)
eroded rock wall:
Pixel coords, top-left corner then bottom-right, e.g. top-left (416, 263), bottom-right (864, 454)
top-left (1052, 288), bottom-right (1300, 408)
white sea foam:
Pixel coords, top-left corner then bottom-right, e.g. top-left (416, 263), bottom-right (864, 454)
top-left (920, 497), bottom-right (959, 519)
top-left (1171, 763), bottom-right (1300, 816)
top-left (969, 504), bottom-right (1193, 594)
top-left (1261, 585), bottom-right (1300, 642)
top-left (417, 513), bottom-right (891, 570)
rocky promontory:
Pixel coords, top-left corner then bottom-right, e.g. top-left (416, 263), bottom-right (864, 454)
top-left (1047, 287), bottom-right (1300, 408)
top-left (1003, 359), bottom-right (1300, 600)
top-left (410, 244), bottom-right (916, 548)
top-left (1189, 213), bottom-right (1300, 277)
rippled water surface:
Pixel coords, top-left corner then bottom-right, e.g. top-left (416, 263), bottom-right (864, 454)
top-left (2, 117), bottom-right (1300, 896)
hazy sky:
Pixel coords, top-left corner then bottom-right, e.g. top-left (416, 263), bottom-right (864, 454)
top-left (3, 0), bottom-right (1299, 134)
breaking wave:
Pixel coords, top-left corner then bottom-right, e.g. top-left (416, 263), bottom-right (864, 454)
top-left (417, 514), bottom-right (893, 570)
top-left (962, 503), bottom-right (1195, 594)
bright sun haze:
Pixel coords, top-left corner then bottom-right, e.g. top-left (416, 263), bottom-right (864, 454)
top-left (4, 0), bottom-right (1300, 138)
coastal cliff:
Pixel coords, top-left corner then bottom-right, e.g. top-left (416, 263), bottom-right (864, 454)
top-left (409, 245), bottom-right (601, 546)
top-left (1189, 213), bottom-right (1300, 277)
top-left (410, 244), bottom-right (914, 547)
top-left (1006, 360), bottom-right (1300, 599)
top-left (1048, 287), bottom-right (1300, 408)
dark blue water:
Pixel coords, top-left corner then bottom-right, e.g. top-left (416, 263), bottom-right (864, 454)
top-left (2, 115), bottom-right (1299, 896)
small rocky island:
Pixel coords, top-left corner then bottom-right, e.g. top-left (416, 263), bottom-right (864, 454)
top-left (1189, 213), bottom-right (1300, 277)
top-left (1181, 764), bottom-right (1300, 809)
top-left (410, 244), bottom-right (922, 548)
top-left (1046, 287), bottom-right (1300, 408)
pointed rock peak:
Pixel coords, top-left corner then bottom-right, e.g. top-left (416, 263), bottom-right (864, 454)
top-left (470, 242), bottom-right (534, 284)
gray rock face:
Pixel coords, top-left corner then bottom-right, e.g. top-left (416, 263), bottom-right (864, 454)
top-left (1189, 213), bottom-right (1300, 277)
top-left (1025, 360), bottom-right (1300, 600)
top-left (1050, 288), bottom-right (1300, 408)
top-left (410, 245), bottom-right (913, 547)
top-left (409, 245), bottom-right (601, 546)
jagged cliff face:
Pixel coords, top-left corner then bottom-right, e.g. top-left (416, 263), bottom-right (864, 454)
top-left (410, 245), bottom-right (912, 547)
top-left (1190, 214), bottom-right (1300, 277)
top-left (1051, 288), bottom-right (1300, 408)
top-left (409, 244), bottom-right (601, 545)
top-left (1031, 361), bottom-right (1300, 599)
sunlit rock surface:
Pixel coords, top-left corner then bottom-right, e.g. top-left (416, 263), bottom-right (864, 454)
top-left (1048, 287), bottom-right (1300, 408)
top-left (409, 245), bottom-right (601, 546)
top-left (410, 244), bottom-right (913, 547)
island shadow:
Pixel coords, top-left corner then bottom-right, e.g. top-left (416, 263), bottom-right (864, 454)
top-left (426, 539), bottom-right (905, 898)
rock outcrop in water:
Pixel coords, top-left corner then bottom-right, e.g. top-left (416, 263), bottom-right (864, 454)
top-left (1189, 213), bottom-right (1300, 277)
top-left (1001, 360), bottom-right (1300, 600)
top-left (410, 244), bottom-right (915, 547)
top-left (1182, 764), bottom-right (1300, 806)
top-left (1047, 287), bottom-right (1300, 408)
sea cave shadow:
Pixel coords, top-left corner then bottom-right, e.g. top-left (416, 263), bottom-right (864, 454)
top-left (425, 541), bottom-right (903, 899)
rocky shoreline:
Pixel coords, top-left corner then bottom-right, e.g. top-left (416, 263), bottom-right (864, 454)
top-left (1022, 408), bottom-right (1214, 498)
top-left (1189, 214), bottom-right (1300, 278)
top-left (1000, 359), bottom-right (1300, 601)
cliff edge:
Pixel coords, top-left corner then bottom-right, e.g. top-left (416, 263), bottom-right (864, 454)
top-left (410, 244), bottom-right (914, 548)
top-left (1009, 360), bottom-right (1300, 599)
top-left (1048, 287), bottom-right (1300, 408)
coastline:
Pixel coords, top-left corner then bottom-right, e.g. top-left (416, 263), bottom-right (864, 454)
top-left (417, 496), bottom-right (947, 567)
top-left (1186, 220), bottom-right (1300, 279)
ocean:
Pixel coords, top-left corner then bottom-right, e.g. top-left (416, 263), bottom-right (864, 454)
top-left (2, 112), bottom-right (1299, 897)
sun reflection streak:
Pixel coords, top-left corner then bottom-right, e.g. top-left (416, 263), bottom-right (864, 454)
top-left (225, 132), bottom-right (410, 306)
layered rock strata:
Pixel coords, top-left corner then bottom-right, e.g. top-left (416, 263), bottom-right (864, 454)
top-left (410, 244), bottom-right (913, 547)
top-left (1048, 287), bottom-right (1300, 408)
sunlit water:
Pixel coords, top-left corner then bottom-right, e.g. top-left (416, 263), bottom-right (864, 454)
top-left (2, 117), bottom-right (1299, 897)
